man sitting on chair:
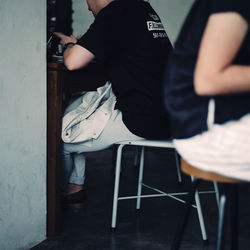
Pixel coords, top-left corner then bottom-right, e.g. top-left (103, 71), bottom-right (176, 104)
top-left (54, 0), bottom-right (172, 207)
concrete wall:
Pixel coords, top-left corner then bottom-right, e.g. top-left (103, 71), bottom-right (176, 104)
top-left (0, 0), bottom-right (47, 249)
top-left (72, 0), bottom-right (194, 44)
top-left (72, 0), bottom-right (94, 37)
top-left (149, 0), bottom-right (194, 43)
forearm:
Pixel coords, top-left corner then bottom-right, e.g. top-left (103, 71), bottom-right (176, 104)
top-left (53, 32), bottom-right (94, 70)
top-left (63, 44), bottom-right (75, 64)
top-left (194, 12), bottom-right (249, 96)
top-left (195, 64), bottom-right (250, 95)
top-left (63, 44), bottom-right (95, 71)
top-left (63, 44), bottom-right (77, 70)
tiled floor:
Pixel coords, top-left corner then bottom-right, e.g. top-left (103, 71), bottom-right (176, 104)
top-left (31, 146), bottom-right (250, 250)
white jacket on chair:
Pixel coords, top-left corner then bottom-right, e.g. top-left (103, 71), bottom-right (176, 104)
top-left (62, 82), bottom-right (116, 144)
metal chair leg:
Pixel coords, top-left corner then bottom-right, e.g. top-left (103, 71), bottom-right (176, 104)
top-left (229, 185), bottom-right (238, 250)
top-left (111, 144), bottom-right (125, 229)
top-left (214, 181), bottom-right (220, 208)
top-left (136, 147), bottom-right (145, 210)
top-left (133, 146), bottom-right (140, 168)
top-left (216, 190), bottom-right (227, 250)
top-left (191, 176), bottom-right (208, 242)
top-left (171, 178), bottom-right (200, 250)
top-left (174, 150), bottom-right (182, 183)
top-left (216, 184), bottom-right (239, 250)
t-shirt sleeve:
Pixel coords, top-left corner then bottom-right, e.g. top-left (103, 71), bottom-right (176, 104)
top-left (77, 7), bottom-right (119, 63)
top-left (212, 0), bottom-right (250, 22)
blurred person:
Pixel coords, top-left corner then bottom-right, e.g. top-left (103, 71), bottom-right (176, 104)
top-left (164, 0), bottom-right (250, 181)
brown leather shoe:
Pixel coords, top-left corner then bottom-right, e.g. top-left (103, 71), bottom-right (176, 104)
top-left (61, 189), bottom-right (86, 208)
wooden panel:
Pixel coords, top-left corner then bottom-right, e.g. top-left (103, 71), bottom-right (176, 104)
top-left (47, 68), bottom-right (62, 236)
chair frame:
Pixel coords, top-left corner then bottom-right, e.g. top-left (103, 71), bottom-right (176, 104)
top-left (111, 139), bottom-right (217, 242)
top-left (171, 159), bottom-right (246, 250)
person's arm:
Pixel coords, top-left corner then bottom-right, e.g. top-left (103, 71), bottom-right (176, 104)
top-left (194, 12), bottom-right (250, 96)
top-left (53, 32), bottom-right (95, 70)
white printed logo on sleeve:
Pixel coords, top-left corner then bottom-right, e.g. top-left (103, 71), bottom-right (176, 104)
top-left (147, 21), bottom-right (164, 31)
top-left (153, 32), bottom-right (168, 38)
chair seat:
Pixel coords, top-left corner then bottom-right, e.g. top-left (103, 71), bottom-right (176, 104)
top-left (116, 139), bottom-right (174, 148)
top-left (181, 159), bottom-right (246, 184)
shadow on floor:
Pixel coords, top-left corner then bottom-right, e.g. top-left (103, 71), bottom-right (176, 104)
top-left (31, 147), bottom-right (250, 250)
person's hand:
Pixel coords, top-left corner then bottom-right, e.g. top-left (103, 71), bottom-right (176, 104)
top-left (53, 32), bottom-right (78, 47)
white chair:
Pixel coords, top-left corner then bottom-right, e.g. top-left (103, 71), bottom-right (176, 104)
top-left (111, 139), bottom-right (217, 242)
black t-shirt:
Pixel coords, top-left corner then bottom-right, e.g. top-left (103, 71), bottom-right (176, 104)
top-left (164, 0), bottom-right (250, 139)
top-left (77, 0), bottom-right (172, 139)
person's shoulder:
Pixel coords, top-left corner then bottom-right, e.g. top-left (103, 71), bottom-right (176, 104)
top-left (211, 0), bottom-right (250, 22)
top-left (101, 0), bottom-right (129, 13)
top-left (96, 0), bottom-right (124, 20)
top-left (96, 0), bottom-right (155, 24)
top-left (108, 0), bottom-right (149, 14)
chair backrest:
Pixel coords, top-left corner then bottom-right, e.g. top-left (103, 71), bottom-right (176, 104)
top-left (181, 158), bottom-right (246, 184)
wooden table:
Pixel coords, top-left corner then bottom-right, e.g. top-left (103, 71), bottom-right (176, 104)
top-left (47, 61), bottom-right (107, 236)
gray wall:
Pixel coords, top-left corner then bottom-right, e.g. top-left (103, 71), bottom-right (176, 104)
top-left (149, 0), bottom-right (194, 43)
top-left (72, 0), bottom-right (194, 44)
top-left (0, 0), bottom-right (47, 249)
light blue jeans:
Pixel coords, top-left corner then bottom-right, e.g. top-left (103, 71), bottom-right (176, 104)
top-left (62, 109), bottom-right (142, 189)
